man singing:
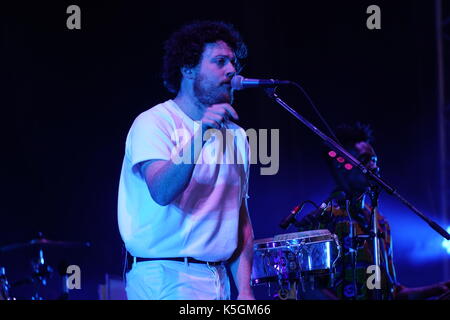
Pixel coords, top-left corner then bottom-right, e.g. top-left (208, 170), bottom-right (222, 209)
top-left (118, 21), bottom-right (254, 300)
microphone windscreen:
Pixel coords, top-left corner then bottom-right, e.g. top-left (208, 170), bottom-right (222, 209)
top-left (231, 75), bottom-right (244, 90)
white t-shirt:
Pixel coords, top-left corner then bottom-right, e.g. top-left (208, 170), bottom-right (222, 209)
top-left (118, 100), bottom-right (250, 262)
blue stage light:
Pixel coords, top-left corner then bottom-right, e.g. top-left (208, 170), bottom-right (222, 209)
top-left (442, 227), bottom-right (450, 255)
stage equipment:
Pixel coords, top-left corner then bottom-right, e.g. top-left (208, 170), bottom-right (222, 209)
top-left (251, 229), bottom-right (341, 299)
top-left (0, 232), bottom-right (90, 300)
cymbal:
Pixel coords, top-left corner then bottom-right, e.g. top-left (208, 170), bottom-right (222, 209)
top-left (0, 238), bottom-right (91, 253)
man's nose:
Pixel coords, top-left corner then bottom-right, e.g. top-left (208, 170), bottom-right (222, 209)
top-left (226, 62), bottom-right (236, 78)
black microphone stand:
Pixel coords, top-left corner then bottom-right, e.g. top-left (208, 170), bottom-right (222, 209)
top-left (264, 87), bottom-right (450, 240)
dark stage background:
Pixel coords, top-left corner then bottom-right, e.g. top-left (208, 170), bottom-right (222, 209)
top-left (1, 0), bottom-right (449, 299)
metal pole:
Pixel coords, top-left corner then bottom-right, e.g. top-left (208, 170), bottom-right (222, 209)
top-left (435, 0), bottom-right (449, 280)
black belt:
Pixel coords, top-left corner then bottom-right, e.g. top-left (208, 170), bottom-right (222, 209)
top-left (135, 257), bottom-right (223, 266)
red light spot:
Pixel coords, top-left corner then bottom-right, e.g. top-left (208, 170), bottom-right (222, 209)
top-left (328, 151), bottom-right (337, 158)
top-left (344, 163), bottom-right (353, 170)
top-left (337, 157), bottom-right (345, 163)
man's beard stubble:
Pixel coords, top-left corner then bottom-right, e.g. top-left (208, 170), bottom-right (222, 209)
top-left (193, 74), bottom-right (234, 106)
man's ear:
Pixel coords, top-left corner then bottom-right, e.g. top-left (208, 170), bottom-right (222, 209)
top-left (181, 66), bottom-right (195, 80)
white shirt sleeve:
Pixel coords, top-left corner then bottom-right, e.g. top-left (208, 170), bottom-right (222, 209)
top-left (126, 111), bottom-right (174, 176)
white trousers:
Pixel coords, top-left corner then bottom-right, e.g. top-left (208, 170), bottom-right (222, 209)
top-left (125, 259), bottom-right (231, 300)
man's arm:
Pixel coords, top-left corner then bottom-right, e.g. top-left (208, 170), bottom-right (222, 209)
top-left (140, 127), bottom-right (204, 206)
top-left (141, 103), bottom-right (238, 206)
top-left (229, 198), bottom-right (255, 300)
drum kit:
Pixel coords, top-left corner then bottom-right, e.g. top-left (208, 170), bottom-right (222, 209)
top-left (251, 229), bottom-right (341, 300)
top-left (0, 232), bottom-right (90, 300)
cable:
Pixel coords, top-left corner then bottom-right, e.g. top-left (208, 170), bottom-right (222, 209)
top-left (289, 81), bottom-right (342, 146)
top-left (301, 199), bottom-right (320, 209)
top-left (288, 200), bottom-right (321, 230)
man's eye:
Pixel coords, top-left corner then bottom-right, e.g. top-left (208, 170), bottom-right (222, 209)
top-left (216, 58), bottom-right (226, 66)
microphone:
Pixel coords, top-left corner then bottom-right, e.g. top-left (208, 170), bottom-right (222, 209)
top-left (279, 191), bottom-right (347, 230)
top-left (317, 191), bottom-right (347, 210)
top-left (231, 75), bottom-right (291, 90)
top-left (279, 204), bottom-right (302, 230)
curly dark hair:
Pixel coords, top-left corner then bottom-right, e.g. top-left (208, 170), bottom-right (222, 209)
top-left (162, 20), bottom-right (248, 94)
top-left (323, 122), bottom-right (375, 166)
top-left (334, 122), bottom-right (374, 149)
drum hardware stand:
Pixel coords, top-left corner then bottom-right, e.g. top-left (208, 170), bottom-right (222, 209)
top-left (277, 280), bottom-right (298, 300)
top-left (277, 260), bottom-right (300, 300)
top-left (0, 233), bottom-right (90, 300)
top-left (30, 248), bottom-right (53, 300)
top-left (344, 199), bottom-right (358, 299)
top-left (266, 279), bottom-right (272, 298)
top-left (302, 245), bottom-right (316, 292)
top-left (261, 252), bottom-right (273, 298)
top-left (330, 234), bottom-right (341, 289)
top-left (277, 248), bottom-right (301, 300)
top-left (0, 267), bottom-right (12, 300)
top-left (368, 184), bottom-right (382, 300)
top-left (297, 242), bottom-right (308, 294)
top-left (263, 86), bottom-right (450, 240)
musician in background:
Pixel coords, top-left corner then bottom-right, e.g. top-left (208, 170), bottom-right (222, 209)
top-left (297, 122), bottom-right (450, 300)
